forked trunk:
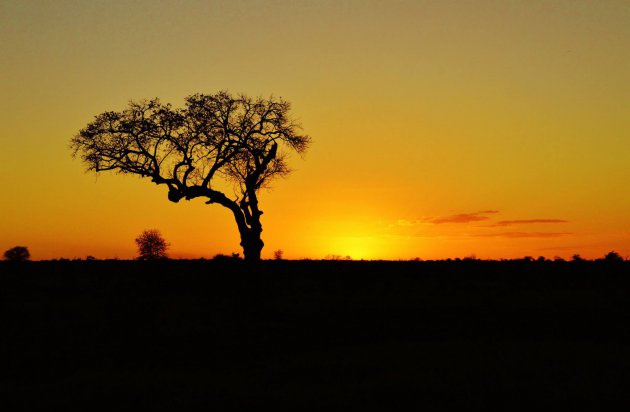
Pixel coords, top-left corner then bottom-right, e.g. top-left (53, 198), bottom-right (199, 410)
top-left (228, 182), bottom-right (265, 262)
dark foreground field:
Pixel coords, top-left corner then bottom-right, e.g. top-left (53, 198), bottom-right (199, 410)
top-left (2, 260), bottom-right (630, 408)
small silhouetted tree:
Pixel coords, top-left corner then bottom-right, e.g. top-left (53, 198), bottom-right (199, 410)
top-left (71, 91), bottom-right (310, 262)
top-left (273, 249), bottom-right (284, 260)
top-left (3, 246), bottom-right (30, 262)
top-left (571, 254), bottom-right (584, 262)
top-left (604, 251), bottom-right (623, 263)
top-left (135, 229), bottom-right (169, 260)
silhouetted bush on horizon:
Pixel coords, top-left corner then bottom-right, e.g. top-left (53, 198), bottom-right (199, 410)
top-left (212, 252), bottom-right (242, 261)
top-left (135, 229), bottom-right (169, 260)
top-left (3, 246), bottom-right (30, 262)
top-left (603, 251), bottom-right (624, 263)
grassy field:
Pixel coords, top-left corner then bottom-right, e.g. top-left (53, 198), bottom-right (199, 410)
top-left (2, 260), bottom-right (629, 408)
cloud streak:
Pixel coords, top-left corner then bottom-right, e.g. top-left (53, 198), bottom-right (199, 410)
top-left (491, 219), bottom-right (568, 227)
top-left (429, 210), bottom-right (499, 224)
top-left (474, 232), bottom-right (572, 239)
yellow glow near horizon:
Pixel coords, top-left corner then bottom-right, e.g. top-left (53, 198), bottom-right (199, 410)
top-left (323, 236), bottom-right (379, 261)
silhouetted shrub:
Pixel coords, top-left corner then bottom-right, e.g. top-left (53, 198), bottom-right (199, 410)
top-left (273, 249), bottom-right (284, 260)
top-left (325, 255), bottom-right (352, 261)
top-left (571, 254), bottom-right (584, 262)
top-left (212, 253), bottom-right (242, 261)
top-left (135, 229), bottom-right (169, 260)
top-left (3, 246), bottom-right (30, 262)
top-left (604, 251), bottom-right (624, 263)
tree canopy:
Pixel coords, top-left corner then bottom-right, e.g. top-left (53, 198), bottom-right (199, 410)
top-left (135, 229), bottom-right (169, 260)
top-left (71, 91), bottom-right (310, 261)
top-left (3, 246), bottom-right (30, 262)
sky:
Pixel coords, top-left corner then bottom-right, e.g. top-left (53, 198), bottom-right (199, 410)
top-left (1, 0), bottom-right (629, 260)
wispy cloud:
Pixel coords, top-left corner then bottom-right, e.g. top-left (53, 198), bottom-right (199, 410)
top-left (429, 210), bottom-right (499, 224)
top-left (394, 212), bottom-right (567, 230)
top-left (474, 232), bottom-right (572, 239)
top-left (396, 219), bottom-right (420, 227)
top-left (491, 219), bottom-right (568, 227)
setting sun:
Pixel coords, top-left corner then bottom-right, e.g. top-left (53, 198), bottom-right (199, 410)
top-left (325, 236), bottom-right (380, 261)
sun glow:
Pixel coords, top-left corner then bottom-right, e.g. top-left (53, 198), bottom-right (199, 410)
top-left (326, 236), bottom-right (380, 261)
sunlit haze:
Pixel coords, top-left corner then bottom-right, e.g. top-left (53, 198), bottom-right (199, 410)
top-left (1, 0), bottom-right (629, 260)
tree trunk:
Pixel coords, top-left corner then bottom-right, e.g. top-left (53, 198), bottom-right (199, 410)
top-left (226, 186), bottom-right (265, 262)
top-left (240, 230), bottom-right (264, 262)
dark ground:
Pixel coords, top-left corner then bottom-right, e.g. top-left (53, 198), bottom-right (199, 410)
top-left (1, 260), bottom-right (629, 408)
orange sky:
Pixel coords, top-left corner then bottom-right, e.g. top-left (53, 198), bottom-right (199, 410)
top-left (1, 0), bottom-right (629, 260)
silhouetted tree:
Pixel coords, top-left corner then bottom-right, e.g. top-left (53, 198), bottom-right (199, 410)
top-left (3, 246), bottom-right (30, 262)
top-left (135, 229), bottom-right (169, 260)
top-left (71, 92), bottom-right (310, 262)
top-left (571, 254), bottom-right (584, 262)
top-left (603, 251), bottom-right (624, 263)
top-left (273, 249), bottom-right (284, 260)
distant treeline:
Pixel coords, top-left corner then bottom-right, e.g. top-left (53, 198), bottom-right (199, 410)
top-left (2, 251), bottom-right (627, 263)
